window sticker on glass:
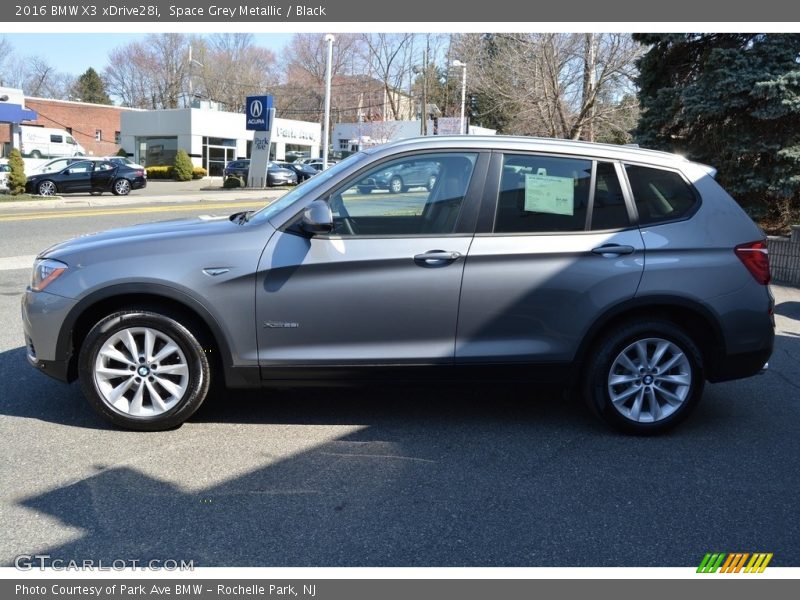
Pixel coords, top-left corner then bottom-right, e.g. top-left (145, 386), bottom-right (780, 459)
top-left (524, 174), bottom-right (575, 216)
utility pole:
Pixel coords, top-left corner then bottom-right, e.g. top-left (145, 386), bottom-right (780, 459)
top-left (322, 34), bottom-right (334, 169)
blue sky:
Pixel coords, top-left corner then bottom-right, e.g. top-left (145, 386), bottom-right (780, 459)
top-left (2, 33), bottom-right (295, 76)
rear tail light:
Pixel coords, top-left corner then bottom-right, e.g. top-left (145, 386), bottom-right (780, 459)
top-left (735, 240), bottom-right (771, 285)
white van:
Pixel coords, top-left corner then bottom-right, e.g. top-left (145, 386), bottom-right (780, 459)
top-left (19, 126), bottom-right (86, 159)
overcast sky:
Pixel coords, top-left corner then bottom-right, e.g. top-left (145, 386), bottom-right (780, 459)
top-left (2, 33), bottom-right (295, 76)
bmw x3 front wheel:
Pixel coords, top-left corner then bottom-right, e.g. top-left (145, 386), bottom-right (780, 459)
top-left (78, 311), bottom-right (211, 431)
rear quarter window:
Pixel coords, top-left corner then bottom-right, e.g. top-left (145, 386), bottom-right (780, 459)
top-left (624, 165), bottom-right (698, 225)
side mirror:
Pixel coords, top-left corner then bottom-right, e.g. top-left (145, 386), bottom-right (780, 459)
top-left (300, 200), bottom-right (333, 235)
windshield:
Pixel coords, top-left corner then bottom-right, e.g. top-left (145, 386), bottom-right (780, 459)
top-left (247, 153), bottom-right (368, 225)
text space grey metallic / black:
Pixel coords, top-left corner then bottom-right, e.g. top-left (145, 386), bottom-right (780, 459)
top-left (21, 136), bottom-right (774, 433)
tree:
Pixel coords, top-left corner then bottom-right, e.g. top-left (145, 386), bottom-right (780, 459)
top-left (192, 34), bottom-right (279, 113)
top-left (361, 33), bottom-right (415, 120)
top-left (634, 34), bottom-right (800, 229)
top-left (276, 33), bottom-right (365, 124)
top-left (72, 68), bottom-right (111, 104)
top-left (7, 149), bottom-right (27, 195)
top-left (449, 33), bottom-right (642, 139)
top-left (105, 33), bottom-right (191, 108)
top-left (173, 149), bottom-right (194, 182)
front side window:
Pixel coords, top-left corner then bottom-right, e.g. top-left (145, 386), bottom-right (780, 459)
top-left (495, 154), bottom-right (592, 233)
top-left (328, 152), bottom-right (477, 236)
top-left (66, 161), bottom-right (92, 174)
top-left (625, 164), bottom-right (697, 225)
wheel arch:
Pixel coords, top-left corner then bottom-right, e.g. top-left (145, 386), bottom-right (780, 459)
top-left (572, 295), bottom-right (726, 381)
top-left (59, 284), bottom-right (234, 385)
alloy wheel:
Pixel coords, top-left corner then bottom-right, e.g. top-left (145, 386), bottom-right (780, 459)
top-left (607, 337), bottom-right (692, 423)
top-left (93, 326), bottom-right (189, 417)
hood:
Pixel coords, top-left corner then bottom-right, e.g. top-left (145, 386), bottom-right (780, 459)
top-left (39, 214), bottom-right (249, 260)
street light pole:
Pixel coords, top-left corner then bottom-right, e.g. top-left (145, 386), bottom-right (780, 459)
top-left (322, 34), bottom-right (335, 170)
top-left (452, 60), bottom-right (467, 135)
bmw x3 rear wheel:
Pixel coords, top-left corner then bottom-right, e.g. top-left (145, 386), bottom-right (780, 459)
top-left (79, 311), bottom-right (210, 431)
top-left (584, 320), bottom-right (704, 434)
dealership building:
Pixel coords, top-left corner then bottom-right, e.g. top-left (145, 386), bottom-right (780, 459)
top-left (121, 104), bottom-right (321, 175)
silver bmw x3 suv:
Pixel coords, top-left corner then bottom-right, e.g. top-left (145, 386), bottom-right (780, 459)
top-left (22, 136), bottom-right (774, 433)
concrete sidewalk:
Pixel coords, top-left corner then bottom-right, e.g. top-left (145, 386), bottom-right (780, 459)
top-left (0, 177), bottom-right (289, 211)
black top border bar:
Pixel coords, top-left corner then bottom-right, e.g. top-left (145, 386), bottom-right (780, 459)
top-left (2, 0), bottom-right (800, 22)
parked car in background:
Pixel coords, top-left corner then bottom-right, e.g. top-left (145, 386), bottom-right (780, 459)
top-left (305, 159), bottom-right (337, 172)
top-left (22, 136), bottom-right (773, 433)
top-left (19, 125), bottom-right (85, 158)
top-left (275, 161), bottom-right (317, 182)
top-left (0, 160), bottom-right (9, 192)
top-left (105, 156), bottom-right (145, 170)
top-left (356, 159), bottom-right (439, 194)
top-left (27, 156), bottom-right (85, 176)
top-left (223, 160), bottom-right (298, 186)
top-left (26, 159), bottom-right (146, 196)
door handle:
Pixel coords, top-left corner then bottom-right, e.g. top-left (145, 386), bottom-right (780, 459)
top-left (591, 244), bottom-right (635, 256)
top-left (413, 250), bottom-right (462, 266)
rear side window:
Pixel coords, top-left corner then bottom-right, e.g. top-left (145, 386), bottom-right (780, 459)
top-left (495, 154), bottom-right (592, 233)
top-left (625, 165), bottom-right (697, 225)
top-left (50, 135), bottom-right (63, 143)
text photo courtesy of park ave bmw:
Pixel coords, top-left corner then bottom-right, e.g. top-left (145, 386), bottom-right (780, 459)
top-left (1, 0), bottom-right (800, 594)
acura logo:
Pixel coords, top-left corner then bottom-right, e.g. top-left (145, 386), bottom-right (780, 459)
top-left (250, 100), bottom-right (263, 118)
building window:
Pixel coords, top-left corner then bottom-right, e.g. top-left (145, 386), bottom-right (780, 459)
top-left (114, 131), bottom-right (121, 144)
top-left (136, 136), bottom-right (178, 167)
top-left (95, 130), bottom-right (102, 141)
top-left (66, 127), bottom-right (72, 134)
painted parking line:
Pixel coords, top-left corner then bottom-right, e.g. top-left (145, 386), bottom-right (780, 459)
top-left (0, 200), bottom-right (268, 223)
top-left (0, 255), bottom-right (37, 271)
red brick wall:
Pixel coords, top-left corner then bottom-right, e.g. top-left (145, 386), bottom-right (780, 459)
top-left (0, 98), bottom-right (136, 157)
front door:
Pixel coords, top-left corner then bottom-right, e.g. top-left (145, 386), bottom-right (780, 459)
top-left (59, 160), bottom-right (93, 193)
top-left (255, 151), bottom-right (483, 370)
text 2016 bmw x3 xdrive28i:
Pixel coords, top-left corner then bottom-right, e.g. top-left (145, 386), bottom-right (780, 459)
top-left (22, 137), bottom-right (774, 434)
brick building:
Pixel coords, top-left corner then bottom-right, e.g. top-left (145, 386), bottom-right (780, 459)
top-left (1, 97), bottom-right (140, 157)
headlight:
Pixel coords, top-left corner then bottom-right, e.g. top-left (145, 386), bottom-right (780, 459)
top-left (31, 258), bottom-right (68, 292)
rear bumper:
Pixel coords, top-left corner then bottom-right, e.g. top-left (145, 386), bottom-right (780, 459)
top-left (706, 332), bottom-right (774, 383)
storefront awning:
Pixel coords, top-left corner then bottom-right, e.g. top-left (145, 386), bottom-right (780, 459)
top-left (0, 103), bottom-right (37, 123)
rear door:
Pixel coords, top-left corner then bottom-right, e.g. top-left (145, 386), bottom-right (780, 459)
top-left (91, 161), bottom-right (118, 191)
top-left (456, 152), bottom-right (645, 365)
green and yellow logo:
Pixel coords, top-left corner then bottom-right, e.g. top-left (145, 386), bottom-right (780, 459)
top-left (697, 552), bottom-right (773, 573)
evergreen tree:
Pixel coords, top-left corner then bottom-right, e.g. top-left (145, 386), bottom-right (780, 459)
top-left (173, 150), bottom-right (194, 182)
top-left (7, 149), bottom-right (27, 195)
top-left (71, 68), bottom-right (112, 105)
top-left (634, 34), bottom-right (800, 227)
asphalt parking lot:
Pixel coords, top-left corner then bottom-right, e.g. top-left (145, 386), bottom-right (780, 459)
top-left (0, 202), bottom-right (798, 568)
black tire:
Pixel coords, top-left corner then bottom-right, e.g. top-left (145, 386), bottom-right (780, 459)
top-left (583, 319), bottom-right (705, 435)
top-left (112, 178), bottom-right (131, 196)
top-left (389, 176), bottom-right (403, 194)
top-left (78, 311), bottom-right (211, 431)
top-left (30, 150), bottom-right (42, 158)
top-left (37, 180), bottom-right (57, 196)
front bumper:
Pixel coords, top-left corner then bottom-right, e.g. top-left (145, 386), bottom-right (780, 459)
top-left (21, 289), bottom-right (78, 383)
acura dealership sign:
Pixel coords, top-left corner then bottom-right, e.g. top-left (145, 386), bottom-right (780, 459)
top-left (246, 95), bottom-right (273, 131)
